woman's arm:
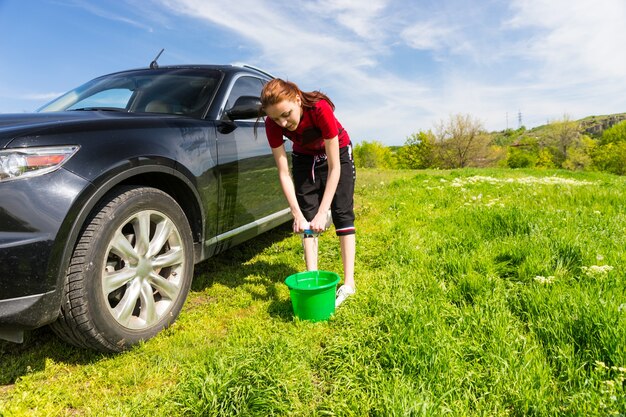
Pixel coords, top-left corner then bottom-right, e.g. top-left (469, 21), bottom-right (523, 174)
top-left (310, 136), bottom-right (340, 232)
top-left (271, 144), bottom-right (307, 232)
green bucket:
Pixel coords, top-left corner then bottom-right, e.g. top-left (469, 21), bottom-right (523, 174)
top-left (285, 270), bottom-right (340, 322)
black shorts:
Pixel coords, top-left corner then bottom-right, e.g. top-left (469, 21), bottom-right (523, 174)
top-left (292, 145), bottom-right (356, 236)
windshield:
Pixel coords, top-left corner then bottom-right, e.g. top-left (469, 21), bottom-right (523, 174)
top-left (38, 68), bottom-right (222, 118)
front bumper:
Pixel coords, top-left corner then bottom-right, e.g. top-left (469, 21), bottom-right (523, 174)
top-left (0, 168), bottom-right (90, 335)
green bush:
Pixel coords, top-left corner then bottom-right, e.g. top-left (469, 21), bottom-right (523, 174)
top-left (592, 141), bottom-right (626, 175)
top-left (506, 147), bottom-right (536, 168)
top-left (601, 120), bottom-right (626, 145)
top-left (353, 140), bottom-right (395, 169)
top-left (396, 131), bottom-right (435, 169)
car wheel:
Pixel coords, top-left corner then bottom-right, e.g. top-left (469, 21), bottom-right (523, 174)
top-left (51, 186), bottom-right (194, 352)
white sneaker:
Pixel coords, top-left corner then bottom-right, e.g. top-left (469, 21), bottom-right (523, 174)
top-left (335, 284), bottom-right (355, 308)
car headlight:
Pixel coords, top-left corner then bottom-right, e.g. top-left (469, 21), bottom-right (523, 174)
top-left (0, 146), bottom-right (80, 182)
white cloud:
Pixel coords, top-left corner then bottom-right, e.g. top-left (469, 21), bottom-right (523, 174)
top-left (304, 0), bottom-right (389, 40)
top-left (157, 0), bottom-right (433, 142)
top-left (3, 92), bottom-right (63, 102)
top-left (154, 0), bottom-right (626, 143)
top-left (401, 21), bottom-right (455, 51)
top-left (508, 0), bottom-right (626, 82)
top-left (22, 92), bottom-right (64, 101)
top-left (66, 0), bottom-right (155, 32)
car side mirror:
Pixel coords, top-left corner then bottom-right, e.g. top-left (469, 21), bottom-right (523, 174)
top-left (226, 96), bottom-right (262, 121)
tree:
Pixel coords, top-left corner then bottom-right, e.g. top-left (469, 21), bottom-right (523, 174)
top-left (492, 126), bottom-right (527, 146)
top-left (563, 135), bottom-right (595, 171)
top-left (433, 114), bottom-right (491, 168)
top-left (601, 120), bottom-right (626, 145)
top-left (396, 131), bottom-right (435, 169)
top-left (535, 148), bottom-right (557, 169)
top-left (544, 116), bottom-right (580, 166)
top-left (592, 141), bottom-right (626, 175)
top-left (353, 140), bottom-right (395, 169)
top-left (506, 146), bottom-right (537, 168)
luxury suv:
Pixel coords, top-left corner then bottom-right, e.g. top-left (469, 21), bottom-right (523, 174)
top-left (0, 64), bottom-right (291, 352)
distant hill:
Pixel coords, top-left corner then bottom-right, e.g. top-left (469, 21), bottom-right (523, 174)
top-left (577, 113), bottom-right (626, 136)
top-left (385, 113), bottom-right (626, 147)
top-left (526, 112), bottom-right (626, 138)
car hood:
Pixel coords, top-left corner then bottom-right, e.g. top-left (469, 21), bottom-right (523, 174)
top-left (0, 112), bottom-right (181, 148)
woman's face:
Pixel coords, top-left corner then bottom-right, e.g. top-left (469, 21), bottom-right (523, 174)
top-left (264, 96), bottom-right (302, 131)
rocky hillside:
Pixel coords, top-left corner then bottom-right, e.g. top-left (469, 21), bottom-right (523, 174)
top-left (577, 113), bottom-right (626, 136)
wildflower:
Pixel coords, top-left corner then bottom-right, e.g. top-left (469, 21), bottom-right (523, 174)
top-left (581, 265), bottom-right (614, 278)
top-left (596, 254), bottom-right (605, 261)
top-left (445, 175), bottom-right (597, 187)
top-left (534, 275), bottom-right (555, 285)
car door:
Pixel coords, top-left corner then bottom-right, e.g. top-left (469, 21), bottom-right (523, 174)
top-left (215, 75), bottom-right (287, 245)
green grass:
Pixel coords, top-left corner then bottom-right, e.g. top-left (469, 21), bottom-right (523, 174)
top-left (1, 168), bottom-right (625, 416)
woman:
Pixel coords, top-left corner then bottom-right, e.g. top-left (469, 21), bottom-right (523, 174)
top-left (261, 79), bottom-right (356, 307)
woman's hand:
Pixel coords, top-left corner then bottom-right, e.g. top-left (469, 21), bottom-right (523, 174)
top-left (309, 211), bottom-right (330, 232)
top-left (293, 215), bottom-right (310, 233)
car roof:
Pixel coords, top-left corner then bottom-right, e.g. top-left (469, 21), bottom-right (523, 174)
top-left (102, 64), bottom-right (274, 80)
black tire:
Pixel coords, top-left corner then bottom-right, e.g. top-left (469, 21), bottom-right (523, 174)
top-left (51, 186), bottom-right (194, 352)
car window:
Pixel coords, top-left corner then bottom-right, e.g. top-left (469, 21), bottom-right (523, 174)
top-left (66, 89), bottom-right (133, 111)
top-left (225, 76), bottom-right (264, 116)
top-left (39, 69), bottom-right (222, 118)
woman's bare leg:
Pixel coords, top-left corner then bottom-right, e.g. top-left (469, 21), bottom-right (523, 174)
top-left (339, 234), bottom-right (355, 288)
top-left (303, 237), bottom-right (318, 271)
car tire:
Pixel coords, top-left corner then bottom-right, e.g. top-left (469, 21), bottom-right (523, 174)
top-left (51, 186), bottom-right (194, 352)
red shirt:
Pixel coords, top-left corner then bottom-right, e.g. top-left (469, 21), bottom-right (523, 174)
top-left (265, 99), bottom-right (351, 155)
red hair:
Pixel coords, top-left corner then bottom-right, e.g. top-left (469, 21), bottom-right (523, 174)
top-left (261, 79), bottom-right (335, 111)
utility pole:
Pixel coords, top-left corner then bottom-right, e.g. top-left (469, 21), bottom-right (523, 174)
top-left (518, 110), bottom-right (522, 129)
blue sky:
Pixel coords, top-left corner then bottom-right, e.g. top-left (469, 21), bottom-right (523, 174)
top-left (1, 0), bottom-right (625, 145)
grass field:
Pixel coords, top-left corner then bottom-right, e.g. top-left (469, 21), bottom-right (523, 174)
top-left (1, 168), bottom-right (625, 416)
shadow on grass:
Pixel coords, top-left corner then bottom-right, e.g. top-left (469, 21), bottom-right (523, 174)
top-left (0, 223), bottom-right (297, 386)
top-left (192, 223), bottom-right (298, 322)
top-left (0, 326), bottom-right (110, 386)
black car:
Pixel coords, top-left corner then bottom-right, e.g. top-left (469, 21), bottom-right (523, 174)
top-left (0, 64), bottom-right (291, 352)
